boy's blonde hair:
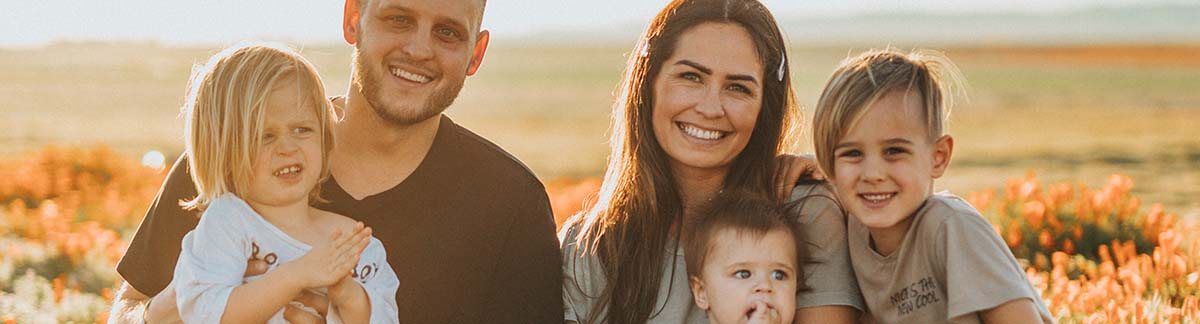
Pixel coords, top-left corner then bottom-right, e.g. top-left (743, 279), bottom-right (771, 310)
top-left (812, 49), bottom-right (965, 178)
top-left (181, 42), bottom-right (334, 211)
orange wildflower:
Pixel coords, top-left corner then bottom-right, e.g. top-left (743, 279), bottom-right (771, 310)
top-left (1023, 200), bottom-right (1046, 229)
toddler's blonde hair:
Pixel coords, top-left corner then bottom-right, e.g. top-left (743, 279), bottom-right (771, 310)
top-left (181, 42), bottom-right (333, 210)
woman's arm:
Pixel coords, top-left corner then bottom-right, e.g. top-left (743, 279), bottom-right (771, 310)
top-left (794, 305), bottom-right (859, 324)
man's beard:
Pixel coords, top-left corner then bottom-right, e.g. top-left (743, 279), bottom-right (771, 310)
top-left (352, 49), bottom-right (464, 126)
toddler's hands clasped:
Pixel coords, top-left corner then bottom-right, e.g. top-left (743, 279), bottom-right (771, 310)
top-left (286, 222), bottom-right (372, 289)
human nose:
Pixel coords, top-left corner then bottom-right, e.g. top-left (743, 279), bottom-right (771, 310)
top-left (693, 85), bottom-right (726, 119)
top-left (861, 155), bottom-right (886, 184)
top-left (753, 276), bottom-right (774, 294)
top-left (276, 134), bottom-right (299, 156)
top-left (400, 25), bottom-right (434, 61)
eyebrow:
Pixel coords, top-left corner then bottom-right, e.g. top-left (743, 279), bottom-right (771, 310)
top-left (834, 138), bottom-right (916, 151)
top-left (675, 60), bottom-right (759, 85)
top-left (378, 4), bottom-right (472, 33)
top-left (725, 262), bottom-right (796, 272)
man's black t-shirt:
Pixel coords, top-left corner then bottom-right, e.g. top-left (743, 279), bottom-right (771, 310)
top-left (117, 115), bottom-right (563, 323)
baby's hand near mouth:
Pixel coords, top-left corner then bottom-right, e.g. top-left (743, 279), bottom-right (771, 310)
top-left (746, 300), bottom-right (780, 324)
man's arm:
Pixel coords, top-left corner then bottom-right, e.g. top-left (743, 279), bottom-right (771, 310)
top-left (115, 154), bottom-right (200, 297)
top-left (481, 189), bottom-right (563, 323)
top-left (111, 155), bottom-right (197, 323)
top-left (111, 260), bottom-right (272, 324)
top-left (109, 280), bottom-right (182, 324)
top-left (109, 282), bottom-right (148, 324)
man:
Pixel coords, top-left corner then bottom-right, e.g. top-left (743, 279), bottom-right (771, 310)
top-left (108, 0), bottom-right (563, 322)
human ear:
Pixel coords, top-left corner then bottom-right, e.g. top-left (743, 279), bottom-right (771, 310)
top-left (466, 30), bottom-right (490, 76)
top-left (689, 276), bottom-right (710, 310)
top-left (342, 0), bottom-right (362, 45)
top-left (931, 134), bottom-right (954, 178)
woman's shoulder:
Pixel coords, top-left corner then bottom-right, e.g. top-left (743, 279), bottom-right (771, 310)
top-left (785, 181), bottom-right (843, 225)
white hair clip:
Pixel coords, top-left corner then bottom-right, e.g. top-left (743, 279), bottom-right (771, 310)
top-left (776, 55), bottom-right (786, 82)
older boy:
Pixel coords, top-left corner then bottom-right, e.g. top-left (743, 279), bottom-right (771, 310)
top-left (811, 49), bottom-right (1053, 323)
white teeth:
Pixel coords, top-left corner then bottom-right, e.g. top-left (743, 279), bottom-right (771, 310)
top-left (273, 166), bottom-right (301, 176)
top-left (678, 123), bottom-right (726, 140)
top-left (861, 193), bottom-right (894, 203)
top-left (390, 67), bottom-right (431, 83)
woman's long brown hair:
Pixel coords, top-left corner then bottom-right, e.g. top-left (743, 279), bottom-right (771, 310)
top-left (561, 0), bottom-right (798, 322)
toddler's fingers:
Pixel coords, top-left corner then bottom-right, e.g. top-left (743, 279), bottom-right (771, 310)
top-left (336, 223), bottom-right (367, 249)
top-left (750, 300), bottom-right (769, 319)
top-left (328, 228), bottom-right (345, 246)
top-left (244, 258), bottom-right (269, 277)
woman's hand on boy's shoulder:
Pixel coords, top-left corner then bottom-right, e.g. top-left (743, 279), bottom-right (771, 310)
top-left (775, 153), bottom-right (826, 202)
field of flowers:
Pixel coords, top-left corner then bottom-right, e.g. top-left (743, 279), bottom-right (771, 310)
top-left (0, 146), bottom-right (1196, 323)
top-left (547, 175), bottom-right (1200, 323)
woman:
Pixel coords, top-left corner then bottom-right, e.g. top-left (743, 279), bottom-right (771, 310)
top-left (560, 0), bottom-right (863, 323)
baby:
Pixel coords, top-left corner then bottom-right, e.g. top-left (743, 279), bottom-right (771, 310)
top-left (684, 192), bottom-right (804, 324)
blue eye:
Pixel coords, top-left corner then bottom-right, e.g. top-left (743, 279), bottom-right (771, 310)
top-left (436, 27), bottom-right (461, 40)
top-left (838, 149), bottom-right (861, 158)
top-left (733, 270), bottom-right (751, 279)
top-left (771, 270), bottom-right (789, 281)
top-left (885, 147), bottom-right (908, 155)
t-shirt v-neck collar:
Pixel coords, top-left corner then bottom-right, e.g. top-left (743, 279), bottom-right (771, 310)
top-left (323, 115), bottom-right (452, 204)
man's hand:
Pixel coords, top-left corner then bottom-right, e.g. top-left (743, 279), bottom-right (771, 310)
top-left (143, 281), bottom-right (182, 324)
top-left (283, 302), bottom-right (326, 324)
top-left (284, 290), bottom-right (330, 322)
top-left (774, 153), bottom-right (825, 202)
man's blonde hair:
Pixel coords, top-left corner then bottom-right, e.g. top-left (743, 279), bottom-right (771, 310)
top-left (181, 42), bottom-right (334, 210)
top-left (812, 49), bottom-right (965, 178)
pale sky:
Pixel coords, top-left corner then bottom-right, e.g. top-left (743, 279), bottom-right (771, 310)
top-left (0, 0), bottom-right (1180, 47)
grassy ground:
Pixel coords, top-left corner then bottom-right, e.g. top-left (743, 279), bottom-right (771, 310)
top-left (1, 42), bottom-right (1197, 214)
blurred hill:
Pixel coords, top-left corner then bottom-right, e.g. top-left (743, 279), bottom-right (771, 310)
top-left (521, 4), bottom-right (1200, 46)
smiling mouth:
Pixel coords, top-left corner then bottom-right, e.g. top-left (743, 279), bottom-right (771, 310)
top-left (859, 192), bottom-right (896, 204)
top-left (676, 122), bottom-right (728, 140)
top-left (273, 164), bottom-right (303, 177)
top-left (390, 67), bottom-right (432, 84)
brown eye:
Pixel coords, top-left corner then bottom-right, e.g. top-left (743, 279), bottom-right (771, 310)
top-left (726, 83), bottom-right (751, 94)
top-left (680, 72), bottom-right (701, 83)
